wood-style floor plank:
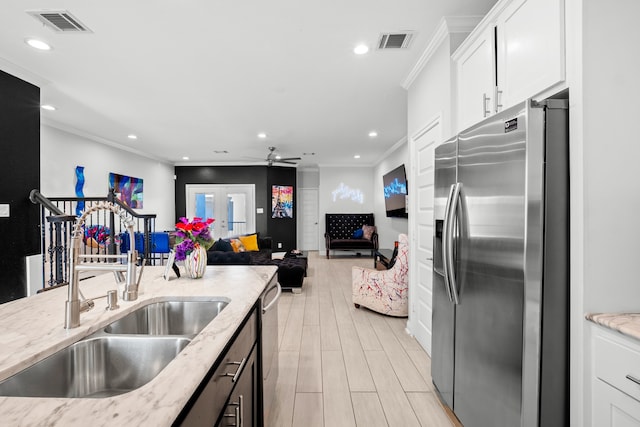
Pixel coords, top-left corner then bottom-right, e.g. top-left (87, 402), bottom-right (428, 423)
top-left (336, 317), bottom-right (376, 392)
top-left (406, 392), bottom-right (454, 427)
top-left (280, 293), bottom-right (306, 352)
top-left (269, 350), bottom-right (300, 427)
top-left (292, 393), bottom-right (324, 427)
top-left (296, 325), bottom-right (322, 393)
top-left (368, 314), bottom-right (430, 392)
top-left (351, 392), bottom-right (389, 427)
top-left (271, 252), bottom-right (452, 427)
top-left (321, 350), bottom-right (356, 426)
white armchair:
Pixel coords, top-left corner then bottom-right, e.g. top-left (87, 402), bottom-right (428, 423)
top-left (352, 233), bottom-right (409, 317)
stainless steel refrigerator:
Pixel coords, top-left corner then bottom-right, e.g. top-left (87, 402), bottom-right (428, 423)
top-left (432, 98), bottom-right (569, 427)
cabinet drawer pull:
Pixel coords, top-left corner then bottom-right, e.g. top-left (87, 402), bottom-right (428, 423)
top-left (223, 396), bottom-right (244, 427)
top-left (222, 357), bottom-right (248, 383)
top-left (626, 374), bottom-right (640, 386)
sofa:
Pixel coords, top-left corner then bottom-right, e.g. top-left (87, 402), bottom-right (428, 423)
top-left (206, 234), bottom-right (306, 291)
top-left (206, 234), bottom-right (272, 265)
top-left (324, 213), bottom-right (378, 258)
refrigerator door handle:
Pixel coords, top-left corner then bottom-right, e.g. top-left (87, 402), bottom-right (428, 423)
top-left (445, 182), bottom-right (462, 305)
top-left (441, 184), bottom-right (456, 302)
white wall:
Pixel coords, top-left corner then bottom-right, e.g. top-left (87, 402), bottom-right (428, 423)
top-left (408, 34), bottom-right (462, 141)
top-left (40, 125), bottom-right (175, 230)
top-left (572, 1), bottom-right (640, 425)
top-left (405, 26), bottom-right (469, 343)
top-left (374, 142), bottom-right (409, 248)
top-left (318, 166), bottom-right (374, 251)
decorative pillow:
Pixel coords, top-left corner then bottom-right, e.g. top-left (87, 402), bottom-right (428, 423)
top-left (211, 238), bottom-right (233, 252)
top-left (230, 239), bottom-right (246, 252)
top-left (362, 225), bottom-right (376, 241)
top-left (239, 233), bottom-right (259, 252)
top-left (352, 228), bottom-right (364, 239)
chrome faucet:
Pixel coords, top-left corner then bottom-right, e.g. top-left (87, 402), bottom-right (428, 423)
top-left (65, 202), bottom-right (143, 329)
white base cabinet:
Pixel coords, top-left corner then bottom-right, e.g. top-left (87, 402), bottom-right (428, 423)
top-left (592, 326), bottom-right (640, 427)
top-left (594, 380), bottom-right (640, 427)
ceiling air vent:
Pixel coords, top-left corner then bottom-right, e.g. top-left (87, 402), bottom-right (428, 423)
top-left (377, 32), bottom-right (414, 50)
top-left (27, 10), bottom-right (92, 33)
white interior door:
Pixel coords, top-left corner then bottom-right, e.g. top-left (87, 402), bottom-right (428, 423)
top-left (185, 184), bottom-right (255, 240)
top-left (299, 188), bottom-right (319, 251)
top-left (409, 116), bottom-right (441, 355)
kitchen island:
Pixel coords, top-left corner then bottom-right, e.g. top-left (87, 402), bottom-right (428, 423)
top-left (0, 265), bottom-right (277, 426)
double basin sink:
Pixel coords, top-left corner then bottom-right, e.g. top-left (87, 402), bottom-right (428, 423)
top-left (0, 298), bottom-right (229, 398)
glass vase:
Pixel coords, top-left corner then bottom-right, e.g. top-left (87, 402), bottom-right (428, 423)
top-left (184, 244), bottom-right (207, 279)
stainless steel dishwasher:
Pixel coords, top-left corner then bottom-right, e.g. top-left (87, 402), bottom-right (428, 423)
top-left (260, 277), bottom-right (281, 424)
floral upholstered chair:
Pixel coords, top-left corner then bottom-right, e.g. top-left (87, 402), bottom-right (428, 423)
top-left (352, 233), bottom-right (409, 317)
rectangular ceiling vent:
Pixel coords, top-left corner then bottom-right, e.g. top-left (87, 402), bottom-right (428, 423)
top-left (377, 32), bottom-right (414, 50)
top-left (27, 10), bottom-right (92, 33)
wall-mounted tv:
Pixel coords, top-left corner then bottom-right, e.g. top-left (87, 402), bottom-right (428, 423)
top-left (383, 164), bottom-right (408, 218)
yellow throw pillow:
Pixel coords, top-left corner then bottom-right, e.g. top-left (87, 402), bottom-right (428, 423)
top-left (230, 238), bottom-right (246, 252)
top-left (239, 234), bottom-right (259, 252)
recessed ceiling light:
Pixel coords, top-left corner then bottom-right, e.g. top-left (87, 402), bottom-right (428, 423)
top-left (182, 156), bottom-right (189, 160)
top-left (368, 131), bottom-right (378, 137)
top-left (127, 134), bottom-right (137, 140)
top-left (41, 104), bottom-right (56, 111)
top-left (25, 38), bottom-right (51, 51)
top-left (257, 132), bottom-right (267, 139)
top-left (354, 44), bottom-right (369, 55)
top-left (354, 154), bottom-right (361, 159)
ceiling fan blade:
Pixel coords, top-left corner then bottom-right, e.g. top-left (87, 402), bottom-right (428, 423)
top-left (279, 157), bottom-right (302, 161)
top-left (274, 159), bottom-right (298, 164)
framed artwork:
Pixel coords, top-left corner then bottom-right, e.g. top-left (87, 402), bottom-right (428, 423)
top-left (109, 172), bottom-right (143, 208)
top-left (272, 185), bottom-right (293, 218)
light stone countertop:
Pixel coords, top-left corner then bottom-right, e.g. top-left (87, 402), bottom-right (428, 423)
top-left (586, 312), bottom-right (640, 342)
top-left (0, 265), bottom-right (277, 426)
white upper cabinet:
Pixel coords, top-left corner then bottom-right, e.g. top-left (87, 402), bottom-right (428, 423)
top-left (454, 0), bottom-right (566, 131)
top-left (455, 27), bottom-right (496, 132)
top-left (496, 0), bottom-right (565, 111)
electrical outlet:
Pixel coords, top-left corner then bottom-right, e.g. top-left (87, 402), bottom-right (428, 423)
top-left (277, 242), bottom-right (282, 248)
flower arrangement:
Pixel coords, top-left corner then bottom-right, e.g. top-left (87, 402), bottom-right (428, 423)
top-left (84, 225), bottom-right (111, 247)
top-left (174, 217), bottom-right (215, 261)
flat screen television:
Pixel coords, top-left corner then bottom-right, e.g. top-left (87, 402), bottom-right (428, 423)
top-left (382, 164), bottom-right (408, 218)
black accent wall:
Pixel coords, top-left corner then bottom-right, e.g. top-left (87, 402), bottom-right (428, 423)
top-left (174, 165), bottom-right (297, 251)
top-left (0, 70), bottom-right (41, 303)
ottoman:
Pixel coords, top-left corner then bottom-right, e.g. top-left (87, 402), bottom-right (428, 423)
top-left (274, 257), bottom-right (307, 293)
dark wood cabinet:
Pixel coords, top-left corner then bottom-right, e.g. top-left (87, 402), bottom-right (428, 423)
top-left (217, 344), bottom-right (259, 426)
top-left (176, 305), bottom-right (260, 426)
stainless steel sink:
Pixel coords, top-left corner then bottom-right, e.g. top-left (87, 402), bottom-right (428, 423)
top-left (0, 335), bottom-right (190, 398)
top-left (104, 299), bottom-right (229, 336)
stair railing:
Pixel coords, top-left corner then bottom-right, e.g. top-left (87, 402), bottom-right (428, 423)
top-left (30, 189), bottom-right (158, 290)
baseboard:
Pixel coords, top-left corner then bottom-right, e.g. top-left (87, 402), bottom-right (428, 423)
top-left (434, 389), bottom-right (463, 427)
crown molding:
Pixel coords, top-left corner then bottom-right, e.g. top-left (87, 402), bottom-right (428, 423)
top-left (42, 118), bottom-right (171, 165)
top-left (374, 135), bottom-right (408, 166)
top-left (0, 56), bottom-right (50, 87)
top-left (402, 16), bottom-right (483, 89)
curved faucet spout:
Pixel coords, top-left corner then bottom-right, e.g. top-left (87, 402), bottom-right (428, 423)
top-left (65, 202), bottom-right (142, 329)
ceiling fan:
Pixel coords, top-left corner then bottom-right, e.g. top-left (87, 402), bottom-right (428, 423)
top-left (265, 146), bottom-right (301, 166)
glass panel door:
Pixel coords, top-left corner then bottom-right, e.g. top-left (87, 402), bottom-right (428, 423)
top-left (185, 184), bottom-right (255, 240)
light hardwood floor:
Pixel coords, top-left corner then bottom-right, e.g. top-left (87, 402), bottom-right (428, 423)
top-left (267, 252), bottom-right (452, 427)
